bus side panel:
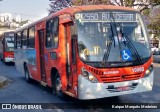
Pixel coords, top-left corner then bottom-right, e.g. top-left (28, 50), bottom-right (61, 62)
top-left (45, 24), bottom-right (68, 88)
top-left (15, 49), bottom-right (38, 79)
top-left (25, 49), bottom-right (38, 80)
top-left (14, 49), bottom-right (27, 74)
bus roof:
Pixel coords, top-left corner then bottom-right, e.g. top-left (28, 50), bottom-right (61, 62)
top-left (15, 5), bottom-right (138, 32)
top-left (52, 5), bottom-right (137, 15)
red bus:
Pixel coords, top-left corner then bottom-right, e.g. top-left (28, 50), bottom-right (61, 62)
top-left (14, 5), bottom-right (154, 99)
top-left (0, 32), bottom-right (15, 63)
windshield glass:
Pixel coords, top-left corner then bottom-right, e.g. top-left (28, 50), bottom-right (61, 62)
top-left (5, 35), bottom-right (14, 51)
top-left (75, 11), bottom-right (151, 63)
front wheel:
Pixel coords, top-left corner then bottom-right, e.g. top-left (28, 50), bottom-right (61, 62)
top-left (52, 72), bottom-right (65, 98)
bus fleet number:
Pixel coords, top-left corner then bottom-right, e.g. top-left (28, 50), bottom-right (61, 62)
top-left (132, 67), bottom-right (144, 73)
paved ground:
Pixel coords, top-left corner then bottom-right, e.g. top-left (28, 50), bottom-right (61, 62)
top-left (0, 61), bottom-right (160, 112)
top-left (0, 75), bottom-right (6, 88)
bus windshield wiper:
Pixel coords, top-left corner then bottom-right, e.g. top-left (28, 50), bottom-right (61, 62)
top-left (115, 22), bottom-right (141, 62)
top-left (122, 33), bottom-right (141, 62)
top-left (110, 12), bottom-right (122, 58)
top-left (102, 22), bottom-right (116, 66)
top-left (110, 10), bottom-right (141, 62)
top-left (102, 35), bottom-right (112, 66)
top-left (102, 11), bottom-right (141, 65)
top-left (102, 12), bottom-right (121, 66)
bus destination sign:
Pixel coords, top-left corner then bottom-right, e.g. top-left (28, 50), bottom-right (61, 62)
top-left (75, 12), bottom-right (136, 22)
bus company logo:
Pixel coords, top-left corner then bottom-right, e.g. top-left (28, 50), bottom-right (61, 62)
top-left (121, 75), bottom-right (126, 79)
top-left (104, 70), bottom-right (119, 75)
top-left (1, 104), bottom-right (42, 109)
top-left (2, 104), bottom-right (11, 109)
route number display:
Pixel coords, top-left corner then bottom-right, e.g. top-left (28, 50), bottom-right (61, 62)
top-left (75, 11), bottom-right (136, 22)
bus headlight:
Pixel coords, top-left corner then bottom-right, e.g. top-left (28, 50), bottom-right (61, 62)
top-left (81, 68), bottom-right (98, 83)
top-left (88, 75), bottom-right (94, 81)
top-left (145, 64), bottom-right (153, 77)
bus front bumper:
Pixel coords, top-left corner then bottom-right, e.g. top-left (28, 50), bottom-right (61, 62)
top-left (5, 58), bottom-right (14, 63)
top-left (78, 71), bottom-right (154, 100)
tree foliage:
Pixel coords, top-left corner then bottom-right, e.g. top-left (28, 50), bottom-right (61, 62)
top-left (148, 7), bottom-right (160, 37)
top-left (49, 0), bottom-right (72, 14)
top-left (72, 0), bottom-right (160, 12)
top-left (49, 0), bottom-right (160, 14)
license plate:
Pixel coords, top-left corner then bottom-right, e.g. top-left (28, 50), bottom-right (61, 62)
top-left (117, 86), bottom-right (130, 91)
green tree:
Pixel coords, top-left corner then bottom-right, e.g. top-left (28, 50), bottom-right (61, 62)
top-left (72, 0), bottom-right (160, 12)
top-left (148, 7), bottom-right (160, 37)
top-left (48, 0), bottom-right (160, 14)
top-left (19, 20), bottom-right (29, 26)
top-left (49, 0), bottom-right (72, 14)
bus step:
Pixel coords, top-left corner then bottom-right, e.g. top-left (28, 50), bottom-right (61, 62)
top-left (64, 91), bottom-right (75, 97)
top-left (40, 81), bottom-right (47, 86)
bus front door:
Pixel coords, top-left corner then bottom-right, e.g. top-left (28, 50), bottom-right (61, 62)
top-left (38, 29), bottom-right (46, 83)
top-left (65, 24), bottom-right (77, 94)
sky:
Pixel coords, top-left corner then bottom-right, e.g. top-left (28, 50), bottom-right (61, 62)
top-left (0, 0), bottom-right (50, 21)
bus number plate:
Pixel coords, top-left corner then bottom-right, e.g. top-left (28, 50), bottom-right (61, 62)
top-left (117, 86), bottom-right (130, 91)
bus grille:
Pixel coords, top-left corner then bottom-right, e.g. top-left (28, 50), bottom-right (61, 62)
top-left (89, 67), bottom-right (103, 75)
top-left (88, 67), bottom-right (141, 83)
top-left (100, 73), bottom-right (141, 83)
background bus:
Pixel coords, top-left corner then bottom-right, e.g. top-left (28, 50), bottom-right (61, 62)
top-left (0, 32), bottom-right (15, 63)
top-left (14, 5), bottom-right (153, 100)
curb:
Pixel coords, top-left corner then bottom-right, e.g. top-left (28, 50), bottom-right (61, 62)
top-left (0, 76), bottom-right (7, 88)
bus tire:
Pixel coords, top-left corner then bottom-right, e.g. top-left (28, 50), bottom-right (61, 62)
top-left (54, 72), bottom-right (65, 98)
top-left (51, 74), bottom-right (56, 95)
top-left (24, 65), bottom-right (31, 83)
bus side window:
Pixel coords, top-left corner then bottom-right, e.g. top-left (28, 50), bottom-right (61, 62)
top-left (46, 17), bottom-right (59, 48)
top-left (28, 27), bottom-right (35, 48)
top-left (22, 29), bottom-right (28, 49)
top-left (14, 34), bottom-right (17, 48)
top-left (16, 32), bottom-right (21, 49)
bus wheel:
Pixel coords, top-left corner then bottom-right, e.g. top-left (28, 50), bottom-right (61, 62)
top-left (25, 66), bottom-right (31, 83)
top-left (55, 73), bottom-right (65, 98)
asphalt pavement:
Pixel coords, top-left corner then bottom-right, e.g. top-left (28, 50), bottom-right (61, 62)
top-left (0, 61), bottom-right (160, 112)
top-left (0, 75), bottom-right (6, 88)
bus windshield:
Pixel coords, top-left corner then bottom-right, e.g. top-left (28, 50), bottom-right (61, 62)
top-left (5, 37), bottom-right (14, 51)
top-left (75, 11), bottom-right (151, 64)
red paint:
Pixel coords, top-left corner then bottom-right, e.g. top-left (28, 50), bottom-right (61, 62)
top-left (14, 5), bottom-right (152, 99)
top-left (0, 32), bottom-right (14, 62)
